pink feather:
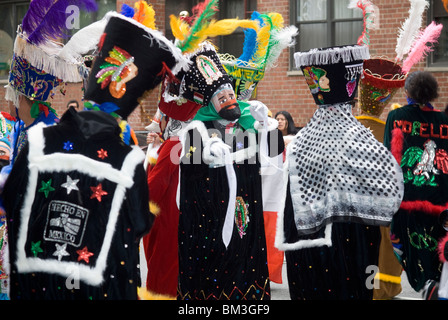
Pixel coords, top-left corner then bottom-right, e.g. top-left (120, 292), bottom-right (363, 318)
top-left (402, 21), bottom-right (443, 73)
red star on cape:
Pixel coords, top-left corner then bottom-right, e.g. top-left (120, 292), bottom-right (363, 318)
top-left (90, 183), bottom-right (108, 202)
top-left (97, 148), bottom-right (108, 160)
top-left (76, 246), bottom-right (94, 263)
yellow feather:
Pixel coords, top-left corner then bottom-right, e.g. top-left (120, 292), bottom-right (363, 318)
top-left (196, 19), bottom-right (258, 38)
top-left (169, 15), bottom-right (186, 41)
top-left (149, 201), bottom-right (161, 216)
top-left (252, 23), bottom-right (271, 64)
top-left (133, 1), bottom-right (156, 30)
top-left (268, 12), bottom-right (284, 29)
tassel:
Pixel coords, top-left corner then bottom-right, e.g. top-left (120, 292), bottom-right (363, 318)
top-left (402, 21), bottom-right (443, 73)
top-left (395, 0), bottom-right (429, 62)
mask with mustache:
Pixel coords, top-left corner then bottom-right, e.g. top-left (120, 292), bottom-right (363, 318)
top-left (211, 85), bottom-right (241, 121)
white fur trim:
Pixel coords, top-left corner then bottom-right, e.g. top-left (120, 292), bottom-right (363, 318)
top-left (15, 124), bottom-right (145, 286)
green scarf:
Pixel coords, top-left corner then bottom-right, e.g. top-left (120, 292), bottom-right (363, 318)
top-left (193, 100), bottom-right (256, 131)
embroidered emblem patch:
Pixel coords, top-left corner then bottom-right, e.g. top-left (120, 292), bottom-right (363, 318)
top-left (235, 196), bottom-right (250, 238)
top-left (401, 139), bottom-right (448, 186)
top-left (196, 55), bottom-right (222, 85)
top-left (43, 200), bottom-right (90, 247)
top-left (96, 46), bottom-right (138, 99)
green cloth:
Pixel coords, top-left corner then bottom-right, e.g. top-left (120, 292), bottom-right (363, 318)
top-left (193, 100), bottom-right (257, 131)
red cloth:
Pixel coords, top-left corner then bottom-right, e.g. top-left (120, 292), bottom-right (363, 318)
top-left (263, 211), bottom-right (284, 284)
top-left (142, 138), bottom-right (182, 298)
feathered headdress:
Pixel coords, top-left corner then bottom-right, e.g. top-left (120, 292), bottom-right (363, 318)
top-left (170, 0), bottom-right (259, 54)
top-left (120, 1), bottom-right (156, 30)
top-left (22, 0), bottom-right (98, 45)
top-left (395, 0), bottom-right (429, 62)
top-left (402, 21), bottom-right (443, 73)
top-left (348, 0), bottom-right (379, 47)
top-left (6, 0), bottom-right (98, 105)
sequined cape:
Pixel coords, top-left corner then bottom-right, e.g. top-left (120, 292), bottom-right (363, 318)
top-left (3, 108), bottom-right (153, 300)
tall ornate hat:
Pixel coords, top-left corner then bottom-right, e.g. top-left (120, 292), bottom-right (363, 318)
top-left (5, 0), bottom-right (97, 107)
top-left (295, 45), bottom-right (369, 106)
top-left (358, 58), bottom-right (406, 116)
top-left (219, 11), bottom-right (298, 101)
top-left (353, 0), bottom-right (442, 116)
top-left (83, 10), bottom-right (189, 120)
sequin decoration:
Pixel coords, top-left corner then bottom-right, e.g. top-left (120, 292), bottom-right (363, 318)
top-left (61, 175), bottom-right (79, 195)
top-left (90, 183), bottom-right (108, 202)
top-left (234, 196), bottom-right (250, 238)
top-left (38, 179), bottom-right (55, 198)
top-left (31, 241), bottom-right (43, 257)
top-left (63, 141), bottom-right (74, 151)
top-left (95, 46), bottom-right (138, 99)
top-left (97, 148), bottom-right (108, 160)
top-left (76, 246), bottom-right (94, 263)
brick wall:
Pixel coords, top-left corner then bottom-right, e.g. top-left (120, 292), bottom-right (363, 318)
top-left (1, 0), bottom-right (446, 131)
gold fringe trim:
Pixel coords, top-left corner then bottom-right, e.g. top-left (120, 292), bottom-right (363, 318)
top-left (138, 287), bottom-right (176, 300)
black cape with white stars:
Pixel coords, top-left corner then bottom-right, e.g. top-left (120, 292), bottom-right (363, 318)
top-left (3, 108), bottom-right (153, 300)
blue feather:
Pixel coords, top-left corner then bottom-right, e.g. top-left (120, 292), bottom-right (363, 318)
top-left (22, 0), bottom-right (98, 45)
top-left (238, 11), bottom-right (264, 63)
top-left (120, 4), bottom-right (135, 18)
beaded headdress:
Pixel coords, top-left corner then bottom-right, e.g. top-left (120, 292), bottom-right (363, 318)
top-left (5, 0), bottom-right (98, 107)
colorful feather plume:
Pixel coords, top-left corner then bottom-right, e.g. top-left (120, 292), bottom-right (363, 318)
top-left (133, 1), bottom-right (156, 30)
top-left (22, 0), bottom-right (98, 45)
top-left (120, 4), bottom-right (135, 18)
top-left (402, 21), bottom-right (443, 73)
top-left (238, 11), bottom-right (264, 63)
top-left (395, 0), bottom-right (429, 62)
top-left (444, 0), bottom-right (448, 13)
top-left (348, 0), bottom-right (379, 47)
top-left (171, 0), bottom-right (258, 54)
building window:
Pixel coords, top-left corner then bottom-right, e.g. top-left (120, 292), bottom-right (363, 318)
top-left (0, 1), bottom-right (28, 78)
top-left (428, 0), bottom-right (448, 67)
top-left (290, 0), bottom-right (363, 69)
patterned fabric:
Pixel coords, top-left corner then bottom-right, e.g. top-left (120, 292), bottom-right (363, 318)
top-left (287, 103), bottom-right (404, 236)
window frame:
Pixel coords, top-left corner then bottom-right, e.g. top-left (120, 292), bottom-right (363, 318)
top-left (427, 0), bottom-right (448, 68)
top-left (289, 0), bottom-right (363, 71)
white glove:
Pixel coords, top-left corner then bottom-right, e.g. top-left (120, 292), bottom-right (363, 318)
top-left (203, 137), bottom-right (231, 167)
top-left (249, 100), bottom-right (269, 122)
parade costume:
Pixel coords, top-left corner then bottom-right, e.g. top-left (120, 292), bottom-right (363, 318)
top-left (350, 0), bottom-right (406, 299)
top-left (218, 11), bottom-right (297, 284)
top-left (169, 26), bottom-right (283, 298)
top-left (142, 0), bottom-right (260, 299)
top-left (3, 6), bottom-right (188, 299)
top-left (381, 0), bottom-right (445, 293)
top-left (276, 42), bottom-right (404, 299)
top-left (356, 59), bottom-right (406, 297)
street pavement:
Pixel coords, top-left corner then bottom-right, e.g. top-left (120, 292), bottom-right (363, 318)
top-left (139, 241), bottom-right (422, 300)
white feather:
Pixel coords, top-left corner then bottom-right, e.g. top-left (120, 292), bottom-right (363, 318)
top-left (265, 25), bottom-right (298, 70)
top-left (395, 0), bottom-right (429, 62)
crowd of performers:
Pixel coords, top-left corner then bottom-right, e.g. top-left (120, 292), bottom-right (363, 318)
top-left (1, 0), bottom-right (448, 300)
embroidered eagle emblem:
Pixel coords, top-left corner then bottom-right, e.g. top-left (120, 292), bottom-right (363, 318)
top-left (401, 139), bottom-right (448, 186)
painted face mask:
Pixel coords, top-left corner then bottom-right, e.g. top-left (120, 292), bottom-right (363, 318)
top-left (210, 84), bottom-right (240, 121)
